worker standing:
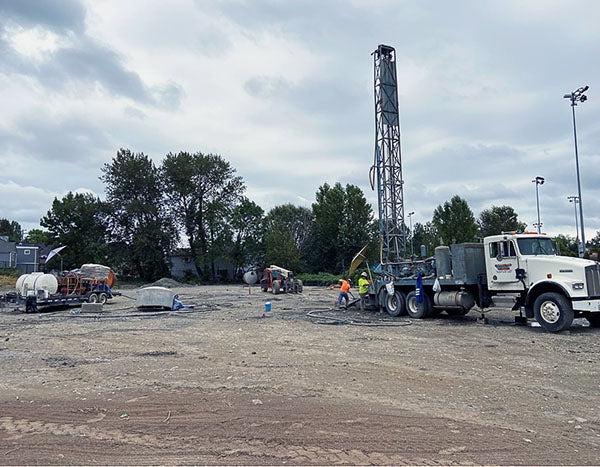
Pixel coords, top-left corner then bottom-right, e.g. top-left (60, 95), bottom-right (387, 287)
top-left (336, 278), bottom-right (351, 309)
top-left (358, 271), bottom-right (371, 311)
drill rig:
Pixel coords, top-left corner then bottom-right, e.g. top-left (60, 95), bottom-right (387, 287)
top-left (370, 45), bottom-right (407, 272)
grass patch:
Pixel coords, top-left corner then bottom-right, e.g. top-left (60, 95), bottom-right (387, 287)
top-left (0, 275), bottom-right (17, 287)
top-left (297, 272), bottom-right (341, 286)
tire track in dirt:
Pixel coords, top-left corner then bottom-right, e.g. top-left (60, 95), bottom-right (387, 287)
top-left (0, 416), bottom-right (468, 465)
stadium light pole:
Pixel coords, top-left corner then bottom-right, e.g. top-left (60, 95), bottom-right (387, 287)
top-left (407, 211), bottom-right (415, 258)
top-left (567, 196), bottom-right (580, 247)
top-left (532, 176), bottom-right (545, 234)
top-left (564, 85), bottom-right (589, 257)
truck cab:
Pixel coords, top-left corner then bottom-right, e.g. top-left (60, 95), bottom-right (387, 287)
top-left (484, 233), bottom-right (600, 331)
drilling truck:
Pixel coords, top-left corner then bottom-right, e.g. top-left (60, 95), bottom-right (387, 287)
top-left (367, 45), bottom-right (600, 332)
top-left (370, 232), bottom-right (600, 332)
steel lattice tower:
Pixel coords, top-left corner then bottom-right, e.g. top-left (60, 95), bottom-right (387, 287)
top-left (372, 44), bottom-right (406, 264)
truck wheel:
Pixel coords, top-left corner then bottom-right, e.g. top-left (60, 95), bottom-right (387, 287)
top-left (297, 280), bottom-right (303, 293)
top-left (385, 290), bottom-right (406, 317)
top-left (585, 314), bottom-right (600, 328)
top-left (406, 291), bottom-right (431, 319)
top-left (533, 292), bottom-right (574, 332)
top-left (88, 293), bottom-right (99, 303)
top-left (272, 280), bottom-right (280, 294)
top-left (98, 293), bottom-right (108, 305)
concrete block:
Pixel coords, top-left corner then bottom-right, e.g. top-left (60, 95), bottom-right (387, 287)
top-left (81, 302), bottom-right (104, 313)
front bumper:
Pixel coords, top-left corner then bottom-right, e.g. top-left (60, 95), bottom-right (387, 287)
top-left (572, 298), bottom-right (600, 312)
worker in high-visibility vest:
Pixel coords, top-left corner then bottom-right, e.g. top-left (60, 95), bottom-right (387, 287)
top-left (358, 271), bottom-right (371, 311)
top-left (336, 278), bottom-right (351, 309)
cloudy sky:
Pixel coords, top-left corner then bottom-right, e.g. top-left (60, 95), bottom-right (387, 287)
top-left (1, 0), bottom-right (599, 239)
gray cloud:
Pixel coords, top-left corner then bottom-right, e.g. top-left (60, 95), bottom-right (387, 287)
top-left (0, 114), bottom-right (111, 165)
top-left (0, 0), bottom-right (86, 33)
top-left (0, 1), bottom-right (184, 110)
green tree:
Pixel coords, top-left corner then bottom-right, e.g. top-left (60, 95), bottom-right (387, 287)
top-left (101, 149), bottom-right (175, 280)
top-left (25, 228), bottom-right (51, 245)
top-left (162, 151), bottom-right (244, 279)
top-left (311, 183), bottom-right (374, 273)
top-left (264, 223), bottom-right (301, 272)
top-left (554, 234), bottom-right (578, 257)
top-left (40, 192), bottom-right (108, 269)
top-left (230, 198), bottom-right (265, 271)
top-left (263, 204), bottom-right (313, 272)
top-left (432, 195), bottom-right (478, 245)
top-left (0, 219), bottom-right (23, 242)
top-left (411, 221), bottom-right (439, 258)
top-left (339, 184), bottom-right (376, 268)
top-left (586, 231), bottom-right (600, 258)
top-left (478, 205), bottom-right (527, 237)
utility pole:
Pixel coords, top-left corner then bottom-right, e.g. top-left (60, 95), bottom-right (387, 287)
top-left (532, 176), bottom-right (545, 234)
top-left (564, 85), bottom-right (589, 257)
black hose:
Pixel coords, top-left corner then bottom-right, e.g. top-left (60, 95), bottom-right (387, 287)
top-left (306, 309), bottom-right (413, 327)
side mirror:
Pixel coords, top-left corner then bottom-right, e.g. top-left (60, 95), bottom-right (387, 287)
top-left (496, 254), bottom-right (503, 262)
top-left (515, 268), bottom-right (526, 280)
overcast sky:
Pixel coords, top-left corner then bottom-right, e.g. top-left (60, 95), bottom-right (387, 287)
top-left (1, 0), bottom-right (599, 239)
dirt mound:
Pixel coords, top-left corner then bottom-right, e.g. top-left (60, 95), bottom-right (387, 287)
top-left (142, 277), bottom-right (189, 289)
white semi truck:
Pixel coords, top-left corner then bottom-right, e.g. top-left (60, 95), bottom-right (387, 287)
top-left (373, 232), bottom-right (600, 332)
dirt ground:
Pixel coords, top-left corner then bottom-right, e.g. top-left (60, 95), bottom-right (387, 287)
top-left (1, 284), bottom-right (600, 465)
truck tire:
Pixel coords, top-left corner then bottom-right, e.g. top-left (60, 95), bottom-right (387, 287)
top-left (98, 293), bottom-right (108, 305)
top-left (406, 291), bottom-right (431, 319)
top-left (272, 280), bottom-right (280, 294)
top-left (385, 290), bottom-right (406, 317)
top-left (297, 280), bottom-right (303, 293)
top-left (533, 292), bottom-right (574, 332)
top-left (88, 293), bottom-right (99, 303)
top-left (585, 313), bottom-right (600, 328)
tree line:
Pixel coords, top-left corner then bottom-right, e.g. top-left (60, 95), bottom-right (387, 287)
top-left (2, 149), bottom-right (598, 280)
top-left (6, 149), bottom-right (375, 281)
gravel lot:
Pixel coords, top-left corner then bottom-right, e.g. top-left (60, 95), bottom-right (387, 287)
top-left (1, 284), bottom-right (599, 464)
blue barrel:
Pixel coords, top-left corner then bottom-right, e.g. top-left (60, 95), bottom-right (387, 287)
top-left (264, 302), bottom-right (272, 312)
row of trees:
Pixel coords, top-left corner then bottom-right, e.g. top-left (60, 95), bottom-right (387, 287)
top-left (410, 196), bottom-right (527, 256)
top-left (4, 150), bottom-right (599, 280)
top-left (14, 149), bottom-right (375, 280)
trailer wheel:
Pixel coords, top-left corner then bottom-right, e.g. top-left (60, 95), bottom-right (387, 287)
top-left (533, 292), bottom-right (574, 332)
top-left (406, 291), bottom-right (431, 319)
top-left (385, 290), bottom-right (406, 317)
top-left (98, 293), bottom-right (108, 305)
top-left (585, 313), bottom-right (600, 328)
top-left (88, 293), bottom-right (99, 303)
top-left (272, 280), bottom-right (280, 294)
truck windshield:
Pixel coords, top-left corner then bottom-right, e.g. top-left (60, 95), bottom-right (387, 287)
top-left (517, 238), bottom-right (557, 256)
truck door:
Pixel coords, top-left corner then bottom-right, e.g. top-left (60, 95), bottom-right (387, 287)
top-left (487, 239), bottom-right (521, 287)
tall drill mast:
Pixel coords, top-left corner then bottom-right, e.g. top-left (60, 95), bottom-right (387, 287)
top-left (371, 44), bottom-right (406, 265)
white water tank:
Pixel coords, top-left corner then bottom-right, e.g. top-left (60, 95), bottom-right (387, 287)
top-left (17, 273), bottom-right (58, 296)
top-left (137, 286), bottom-right (175, 309)
top-left (243, 270), bottom-right (259, 285)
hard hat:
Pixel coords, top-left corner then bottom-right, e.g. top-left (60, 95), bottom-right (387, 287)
top-left (361, 272), bottom-right (367, 277)
top-left (338, 279), bottom-right (343, 282)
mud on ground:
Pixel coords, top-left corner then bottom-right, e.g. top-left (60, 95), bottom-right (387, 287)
top-left (1, 285), bottom-right (599, 465)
